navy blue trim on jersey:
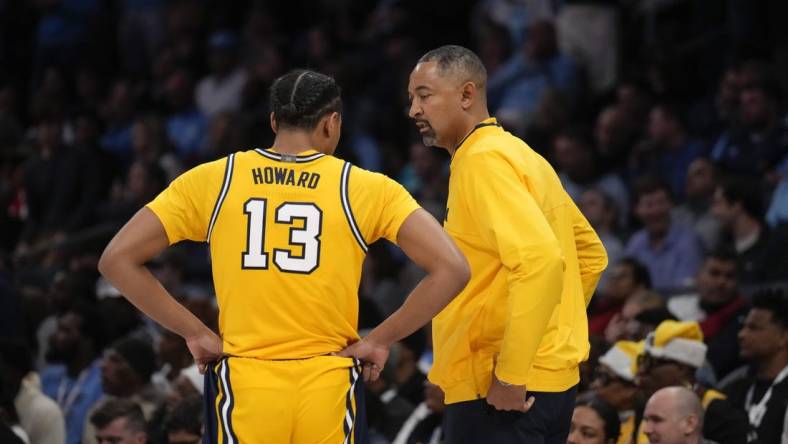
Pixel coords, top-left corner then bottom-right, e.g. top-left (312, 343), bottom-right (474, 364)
top-left (202, 362), bottom-right (220, 444)
top-left (217, 358), bottom-right (239, 444)
top-left (455, 121), bottom-right (502, 152)
top-left (207, 153), bottom-right (235, 243)
top-left (254, 148), bottom-right (325, 163)
top-left (353, 365), bottom-right (369, 444)
top-left (340, 162), bottom-right (368, 253)
top-left (342, 361), bottom-right (362, 444)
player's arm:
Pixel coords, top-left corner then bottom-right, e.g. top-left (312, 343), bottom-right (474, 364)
top-left (98, 208), bottom-right (222, 371)
top-left (339, 208), bottom-right (470, 381)
top-left (568, 196), bottom-right (607, 306)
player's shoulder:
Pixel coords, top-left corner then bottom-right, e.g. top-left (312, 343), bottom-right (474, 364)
top-left (346, 162), bottom-right (383, 180)
top-left (182, 153), bottom-right (234, 179)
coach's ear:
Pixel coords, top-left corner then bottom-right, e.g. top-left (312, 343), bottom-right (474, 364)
top-left (270, 112), bottom-right (278, 134)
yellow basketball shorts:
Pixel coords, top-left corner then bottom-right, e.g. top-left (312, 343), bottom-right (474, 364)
top-left (203, 355), bottom-right (367, 444)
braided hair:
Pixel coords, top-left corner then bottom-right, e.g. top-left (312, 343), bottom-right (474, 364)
top-left (269, 69), bottom-right (342, 130)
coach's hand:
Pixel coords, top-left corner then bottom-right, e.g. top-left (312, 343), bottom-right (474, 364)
top-left (337, 338), bottom-right (389, 382)
top-left (486, 365), bottom-right (536, 412)
top-left (186, 328), bottom-right (224, 374)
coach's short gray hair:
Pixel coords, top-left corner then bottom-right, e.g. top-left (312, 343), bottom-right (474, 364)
top-left (418, 45), bottom-right (487, 90)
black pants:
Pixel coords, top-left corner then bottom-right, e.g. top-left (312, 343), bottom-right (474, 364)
top-left (444, 385), bottom-right (578, 444)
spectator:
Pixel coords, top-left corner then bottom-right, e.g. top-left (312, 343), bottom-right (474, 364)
top-left (668, 250), bottom-right (749, 379)
top-left (399, 141), bottom-right (449, 211)
top-left (487, 19), bottom-right (580, 135)
top-left (207, 111), bottom-right (248, 160)
top-left (589, 258), bottom-right (651, 338)
top-left (631, 103), bottom-right (707, 200)
top-left (722, 289), bottom-right (788, 444)
top-left (163, 394), bottom-right (202, 444)
top-left (579, 188), bottom-right (625, 290)
top-left (556, 0), bottom-right (619, 94)
top-left (19, 114), bottom-right (100, 247)
top-left (57, 110), bottom-right (108, 232)
top-left (152, 330), bottom-right (193, 395)
top-left (595, 105), bottom-right (641, 175)
top-left (625, 177), bottom-right (704, 292)
top-left (392, 382), bottom-right (445, 444)
top-left (0, 338), bottom-right (65, 444)
top-left (99, 79), bottom-right (137, 168)
top-left (641, 387), bottom-right (705, 444)
top-left (593, 340), bottom-right (642, 443)
top-left (712, 176), bottom-right (788, 283)
top-left (364, 343), bottom-right (415, 442)
top-left (35, 271), bottom-right (97, 369)
top-left (636, 321), bottom-right (750, 444)
top-left (711, 82), bottom-right (788, 178)
top-left (131, 115), bottom-right (183, 183)
top-left (673, 157), bottom-right (722, 251)
top-left (0, 352), bottom-right (27, 444)
top-left (196, 31), bottom-right (248, 118)
top-left (97, 160), bottom-right (167, 227)
top-left (615, 81), bottom-right (653, 135)
top-left (164, 68), bottom-right (208, 164)
top-left (567, 399), bottom-right (621, 444)
top-left (555, 128), bottom-right (630, 225)
top-left (117, 0), bottom-right (167, 78)
top-left (765, 156), bottom-right (788, 227)
top-left (632, 307), bottom-right (678, 340)
top-left (394, 330), bottom-right (428, 407)
top-left (166, 364), bottom-right (202, 409)
top-left (689, 66), bottom-right (741, 145)
top-left (98, 336), bottom-right (162, 420)
top-left (89, 398), bottom-right (147, 444)
top-left (40, 304), bottom-right (105, 444)
top-left (605, 289), bottom-right (664, 344)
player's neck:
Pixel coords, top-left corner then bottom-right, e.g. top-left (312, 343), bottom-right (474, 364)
top-left (271, 132), bottom-right (322, 155)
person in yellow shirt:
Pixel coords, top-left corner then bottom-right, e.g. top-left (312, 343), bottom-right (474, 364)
top-left (396, 44), bottom-right (606, 443)
top-left (98, 69), bottom-right (470, 444)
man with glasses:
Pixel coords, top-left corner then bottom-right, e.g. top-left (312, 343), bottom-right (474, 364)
top-left (594, 340), bottom-right (644, 444)
top-left (635, 321), bottom-right (750, 444)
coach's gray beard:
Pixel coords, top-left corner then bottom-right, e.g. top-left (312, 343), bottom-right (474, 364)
top-left (421, 132), bottom-right (437, 147)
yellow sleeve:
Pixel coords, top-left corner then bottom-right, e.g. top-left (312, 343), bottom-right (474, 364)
top-left (458, 150), bottom-right (564, 385)
top-left (348, 166), bottom-right (421, 245)
top-left (568, 198), bottom-right (608, 306)
top-left (146, 158), bottom-right (226, 244)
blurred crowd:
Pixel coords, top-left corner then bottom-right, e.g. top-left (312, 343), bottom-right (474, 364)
top-left (0, 0), bottom-right (787, 443)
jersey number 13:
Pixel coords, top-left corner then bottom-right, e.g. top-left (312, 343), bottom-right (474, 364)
top-left (241, 198), bottom-right (322, 274)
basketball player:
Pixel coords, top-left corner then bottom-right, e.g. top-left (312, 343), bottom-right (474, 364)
top-left (98, 69), bottom-right (470, 443)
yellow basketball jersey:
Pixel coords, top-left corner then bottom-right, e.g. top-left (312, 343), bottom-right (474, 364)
top-left (147, 148), bottom-right (420, 359)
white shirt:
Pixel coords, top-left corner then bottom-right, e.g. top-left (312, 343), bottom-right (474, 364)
top-left (196, 68), bottom-right (247, 117)
top-left (14, 373), bottom-right (65, 444)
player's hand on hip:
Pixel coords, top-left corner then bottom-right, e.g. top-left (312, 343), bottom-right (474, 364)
top-left (185, 329), bottom-right (224, 374)
top-left (486, 367), bottom-right (536, 412)
top-left (336, 338), bottom-right (389, 382)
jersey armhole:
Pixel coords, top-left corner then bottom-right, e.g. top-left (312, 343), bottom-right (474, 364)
top-left (340, 162), bottom-right (369, 253)
top-left (206, 153), bottom-right (236, 243)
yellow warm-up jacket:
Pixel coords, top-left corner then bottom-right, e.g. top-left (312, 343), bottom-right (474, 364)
top-left (429, 118), bottom-right (607, 403)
